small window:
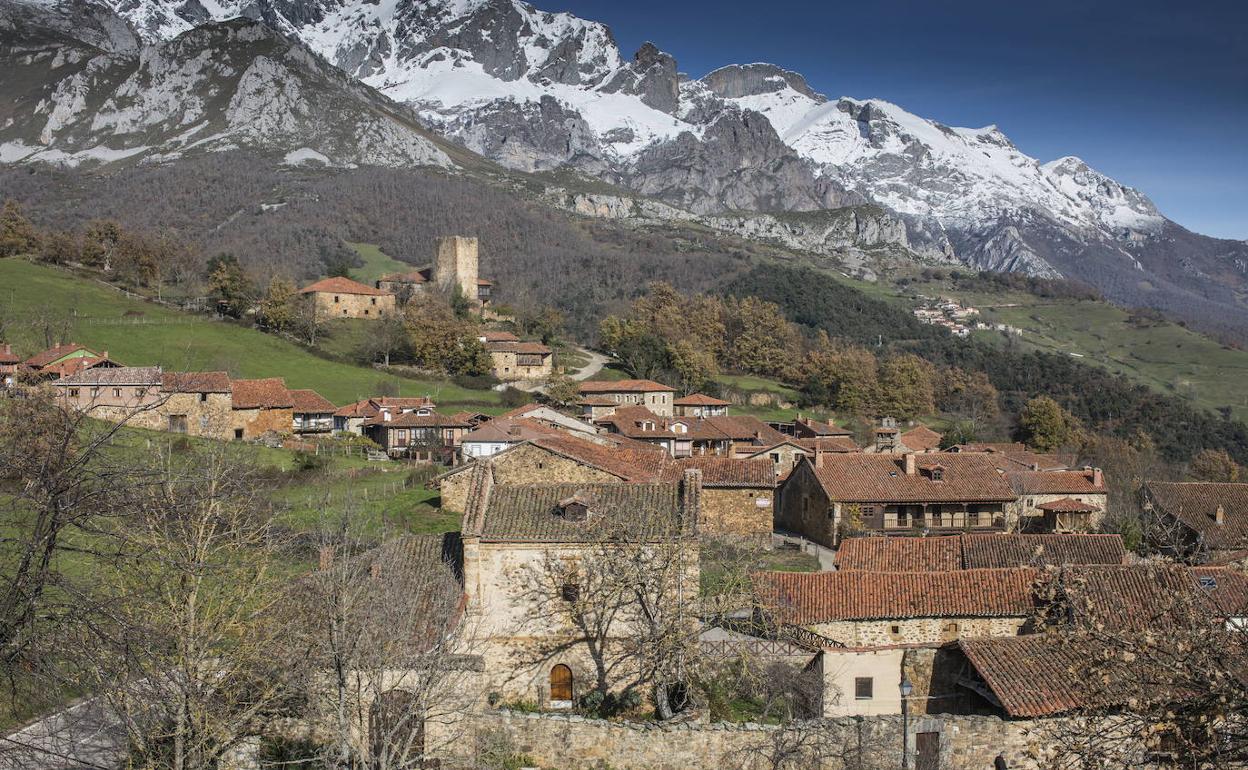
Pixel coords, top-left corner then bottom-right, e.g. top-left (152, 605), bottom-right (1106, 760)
top-left (68, 388), bottom-right (80, 398)
top-left (112, 388), bottom-right (121, 398)
top-left (200, 392), bottom-right (208, 403)
top-left (364, 309), bottom-right (369, 316)
top-left (561, 583), bottom-right (580, 602)
top-left (854, 677), bottom-right (873, 700)
top-left (943, 622), bottom-right (959, 636)
top-left (333, 295), bottom-right (340, 303)
top-left (890, 624), bottom-right (901, 636)
top-left (371, 298), bottom-right (377, 306)
top-left (233, 428), bottom-right (244, 439)
top-left (1199, 576), bottom-right (1218, 590)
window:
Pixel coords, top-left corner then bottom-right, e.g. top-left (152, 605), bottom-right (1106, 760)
top-left (90, 387), bottom-right (100, 398)
top-left (333, 295), bottom-right (340, 303)
top-left (854, 677), bottom-right (873, 700)
top-left (68, 388), bottom-right (80, 398)
top-left (550, 664), bottom-right (573, 705)
top-left (233, 428), bottom-right (244, 439)
top-left (943, 622), bottom-right (959, 636)
top-left (364, 309), bottom-right (369, 316)
top-left (889, 624), bottom-right (902, 638)
top-left (371, 298), bottom-right (377, 305)
top-left (561, 583), bottom-right (580, 602)
top-left (112, 388), bottom-right (122, 398)
top-left (200, 392), bottom-right (208, 403)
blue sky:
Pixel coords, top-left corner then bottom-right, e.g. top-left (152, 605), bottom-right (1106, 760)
top-left (557, 0), bottom-right (1248, 239)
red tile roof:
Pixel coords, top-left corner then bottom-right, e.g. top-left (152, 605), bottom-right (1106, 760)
top-left (947, 443), bottom-right (1072, 472)
top-left (579, 379), bottom-right (674, 393)
top-left (793, 415), bottom-right (850, 437)
top-left (41, 356), bottom-right (117, 378)
top-left (24, 343), bottom-right (99, 368)
top-left (231, 378), bottom-right (293, 409)
top-left (808, 453), bottom-right (1016, 503)
top-left (960, 635), bottom-right (1132, 717)
top-left (1145, 481), bottom-right (1248, 551)
top-left (300, 276), bottom-right (392, 297)
top-left (289, 388), bottom-right (336, 414)
top-left (796, 436), bottom-right (860, 453)
top-left (0, 344), bottom-right (19, 365)
top-left (532, 433), bottom-right (671, 482)
top-left (333, 396), bottom-right (436, 418)
top-left (900, 425), bottom-right (943, 451)
top-left (162, 371), bottom-right (232, 393)
top-left (755, 568), bottom-right (1037, 623)
top-left (1043, 564), bottom-right (1235, 632)
top-left (461, 418), bottom-right (566, 443)
top-left (57, 365), bottom-right (161, 386)
top-left (1008, 469), bottom-right (1105, 495)
top-left (1036, 497), bottom-right (1101, 513)
top-left (664, 456), bottom-right (776, 488)
top-left (835, 534), bottom-right (1127, 571)
top-left (674, 393), bottom-right (731, 406)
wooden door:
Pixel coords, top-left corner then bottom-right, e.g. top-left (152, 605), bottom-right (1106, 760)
top-left (550, 664), bottom-right (573, 703)
top-left (916, 731), bottom-right (940, 770)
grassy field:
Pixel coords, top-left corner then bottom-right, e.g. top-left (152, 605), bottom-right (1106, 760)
top-left (347, 242), bottom-right (417, 285)
top-left (0, 258), bottom-right (502, 409)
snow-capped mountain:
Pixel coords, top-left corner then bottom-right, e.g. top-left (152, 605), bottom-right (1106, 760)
top-left (5, 0), bottom-right (1247, 334)
top-left (0, 0), bottom-right (452, 168)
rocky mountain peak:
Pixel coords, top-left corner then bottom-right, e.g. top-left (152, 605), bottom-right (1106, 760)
top-left (701, 63), bottom-right (824, 102)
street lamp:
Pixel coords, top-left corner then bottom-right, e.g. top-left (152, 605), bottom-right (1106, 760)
top-left (900, 678), bottom-right (914, 770)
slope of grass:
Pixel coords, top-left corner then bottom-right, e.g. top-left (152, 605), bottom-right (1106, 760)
top-left (0, 258), bottom-right (501, 409)
top-left (347, 242), bottom-right (416, 285)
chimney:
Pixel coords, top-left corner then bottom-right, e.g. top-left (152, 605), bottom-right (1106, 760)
top-left (318, 545), bottom-right (335, 571)
top-left (1215, 505), bottom-right (1226, 526)
top-left (682, 468), bottom-right (703, 534)
top-left (1092, 467), bottom-right (1104, 487)
top-left (904, 453), bottom-right (917, 476)
top-left (509, 423), bottom-right (521, 437)
top-left (814, 448), bottom-right (826, 468)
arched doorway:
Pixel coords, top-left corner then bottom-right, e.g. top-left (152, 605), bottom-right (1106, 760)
top-left (369, 690), bottom-right (425, 768)
top-left (549, 664), bottom-right (573, 708)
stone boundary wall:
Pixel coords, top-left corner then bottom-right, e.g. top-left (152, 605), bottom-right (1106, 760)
top-left (464, 709), bottom-right (1049, 770)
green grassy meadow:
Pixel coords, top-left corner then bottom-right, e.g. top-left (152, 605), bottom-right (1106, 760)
top-left (0, 258), bottom-right (501, 409)
top-left (347, 241), bottom-right (416, 285)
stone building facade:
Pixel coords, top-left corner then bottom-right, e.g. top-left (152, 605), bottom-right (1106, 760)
top-left (485, 341), bottom-right (553, 382)
top-left (1006, 468), bottom-right (1108, 532)
top-left (299, 277), bottom-right (396, 319)
top-left (230, 378), bottom-right (294, 439)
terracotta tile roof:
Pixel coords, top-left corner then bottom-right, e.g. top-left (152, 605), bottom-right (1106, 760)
top-left (1036, 497), bottom-right (1101, 513)
top-left (162, 371), bottom-right (231, 393)
top-left (793, 416), bottom-right (850, 437)
top-left (387, 411), bottom-right (472, 428)
top-left (299, 276), bottom-right (392, 297)
top-left (230, 378), bottom-right (293, 409)
top-left (808, 453), bottom-right (1016, 503)
top-left (42, 356), bottom-right (117, 378)
top-left (476, 278), bottom-right (493, 286)
top-left (674, 393), bottom-right (731, 407)
top-left (948, 443), bottom-right (1072, 472)
top-left (0, 344), bottom-right (19, 365)
top-left (486, 341), bottom-right (552, 354)
top-left (57, 365), bottom-right (162, 386)
top-left (461, 418), bottom-right (566, 443)
top-left (288, 389), bottom-right (336, 414)
top-left (961, 534), bottom-right (1125, 569)
top-left (702, 415), bottom-right (789, 445)
top-left (468, 482), bottom-right (692, 543)
top-left (579, 379), bottom-right (675, 393)
top-left (481, 331), bottom-right (519, 342)
top-left (530, 433), bottom-right (671, 482)
top-left (835, 536), bottom-right (965, 572)
top-left (1043, 564), bottom-right (1235, 632)
top-left (900, 425), bottom-right (943, 451)
top-left (664, 456), bottom-right (776, 488)
top-left (1145, 481), bottom-right (1248, 551)
top-left (333, 396), bottom-right (436, 418)
top-left (1008, 469), bottom-right (1105, 495)
top-left (835, 534), bottom-right (1127, 571)
top-left (960, 635), bottom-right (1132, 717)
top-left (795, 436), bottom-right (860, 453)
top-left (1191, 566), bottom-right (1248, 619)
top-left (25, 343), bottom-right (99, 368)
top-left (754, 568), bottom-right (1037, 623)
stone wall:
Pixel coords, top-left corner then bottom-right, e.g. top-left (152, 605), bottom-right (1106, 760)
top-left (457, 709), bottom-right (1051, 770)
top-left (811, 617), bottom-right (1028, 647)
top-left (440, 448), bottom-right (624, 512)
top-left (775, 461), bottom-right (836, 546)
top-left (232, 407), bottom-right (295, 439)
top-left (1008, 492), bottom-right (1109, 532)
top-left (306, 291), bottom-right (396, 320)
top-left (489, 350), bottom-right (553, 382)
top-left (700, 487), bottom-right (773, 542)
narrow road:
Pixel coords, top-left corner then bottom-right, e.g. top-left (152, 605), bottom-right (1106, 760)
top-left (1, 697), bottom-right (124, 770)
top-left (513, 347), bottom-right (611, 393)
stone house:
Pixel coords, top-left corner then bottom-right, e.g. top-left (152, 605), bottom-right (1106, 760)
top-left (370, 411), bottom-right (472, 462)
top-left (437, 434), bottom-right (672, 513)
top-left (578, 380), bottom-right (677, 417)
top-left (867, 418), bottom-right (943, 454)
top-left (577, 396), bottom-right (622, 422)
top-left (662, 456), bottom-right (775, 542)
top-left (458, 472), bottom-right (702, 706)
top-left (833, 533), bottom-right (1127, 572)
top-left (595, 408), bottom-right (789, 459)
top-left (55, 366), bottom-right (164, 418)
top-left (1006, 468), bottom-right (1107, 532)
top-left (300, 276), bottom-right (396, 319)
top-left (159, 371), bottom-right (234, 440)
top-left (777, 453), bottom-right (1017, 547)
top-left (743, 436), bottom-right (860, 480)
top-left (333, 396), bottom-right (436, 435)
top-left (290, 388), bottom-right (336, 434)
top-left (483, 339), bottom-right (553, 382)
top-left (673, 394), bottom-right (731, 418)
top-left (0, 343), bottom-right (25, 388)
top-left (230, 377), bottom-right (294, 439)
top-left (753, 568), bottom-right (1035, 647)
top-left (1141, 480), bottom-right (1248, 563)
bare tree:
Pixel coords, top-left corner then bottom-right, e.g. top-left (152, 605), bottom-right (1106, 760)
top-left (290, 516), bottom-right (480, 769)
top-left (66, 444), bottom-right (298, 770)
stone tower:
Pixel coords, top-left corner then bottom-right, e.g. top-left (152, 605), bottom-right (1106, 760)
top-left (435, 236), bottom-right (479, 300)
